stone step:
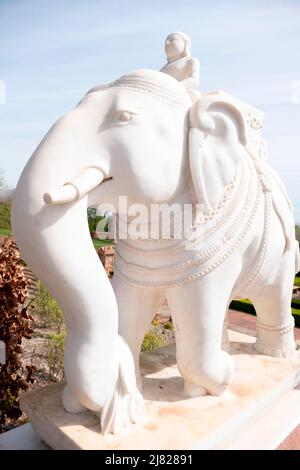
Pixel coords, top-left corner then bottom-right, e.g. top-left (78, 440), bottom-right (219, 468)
top-left (215, 385), bottom-right (300, 449)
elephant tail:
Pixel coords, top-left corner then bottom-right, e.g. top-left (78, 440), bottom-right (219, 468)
top-left (100, 335), bottom-right (145, 435)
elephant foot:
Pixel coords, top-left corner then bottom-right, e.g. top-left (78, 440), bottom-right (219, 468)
top-left (255, 325), bottom-right (295, 359)
top-left (183, 381), bottom-right (207, 398)
top-left (255, 343), bottom-right (295, 359)
top-left (183, 351), bottom-right (234, 398)
top-left (62, 384), bottom-right (87, 413)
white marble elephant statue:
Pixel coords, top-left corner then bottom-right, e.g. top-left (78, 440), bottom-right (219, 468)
top-left (11, 69), bottom-right (299, 432)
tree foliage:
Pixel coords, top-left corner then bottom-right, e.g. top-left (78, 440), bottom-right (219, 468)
top-left (0, 238), bottom-right (35, 432)
top-left (87, 207), bottom-right (108, 233)
top-left (0, 203), bottom-right (11, 231)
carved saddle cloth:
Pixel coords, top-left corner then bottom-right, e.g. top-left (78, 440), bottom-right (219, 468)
top-left (114, 158), bottom-right (260, 288)
top-left (113, 92), bottom-right (292, 288)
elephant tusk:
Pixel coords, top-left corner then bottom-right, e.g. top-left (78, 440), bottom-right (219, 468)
top-left (43, 167), bottom-right (105, 205)
top-left (43, 185), bottom-right (79, 205)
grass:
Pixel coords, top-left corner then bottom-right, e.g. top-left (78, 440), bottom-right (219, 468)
top-left (141, 330), bottom-right (164, 352)
top-left (295, 277), bottom-right (300, 287)
top-left (0, 228), bottom-right (12, 237)
top-left (92, 237), bottom-right (114, 250)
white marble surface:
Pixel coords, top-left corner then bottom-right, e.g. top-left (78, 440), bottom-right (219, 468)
top-left (3, 385), bottom-right (300, 451)
top-left (216, 384), bottom-right (300, 450)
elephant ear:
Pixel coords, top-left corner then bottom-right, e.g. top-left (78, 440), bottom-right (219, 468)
top-left (189, 92), bottom-right (248, 211)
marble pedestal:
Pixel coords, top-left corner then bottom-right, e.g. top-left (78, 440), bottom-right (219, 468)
top-left (20, 330), bottom-right (300, 450)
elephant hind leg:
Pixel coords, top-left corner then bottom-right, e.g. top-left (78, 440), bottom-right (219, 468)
top-left (251, 253), bottom-right (296, 358)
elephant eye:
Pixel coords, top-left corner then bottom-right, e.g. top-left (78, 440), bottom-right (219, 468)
top-left (118, 111), bottom-right (134, 122)
top-left (111, 109), bottom-right (139, 125)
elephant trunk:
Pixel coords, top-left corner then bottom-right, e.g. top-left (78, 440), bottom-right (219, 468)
top-left (12, 187), bottom-right (119, 412)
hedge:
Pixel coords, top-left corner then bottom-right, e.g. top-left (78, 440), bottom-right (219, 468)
top-left (292, 298), bottom-right (300, 309)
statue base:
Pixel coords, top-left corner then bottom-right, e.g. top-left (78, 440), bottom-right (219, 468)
top-left (21, 330), bottom-right (300, 450)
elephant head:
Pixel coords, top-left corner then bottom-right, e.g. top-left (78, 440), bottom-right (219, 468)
top-left (11, 69), bottom-right (192, 434)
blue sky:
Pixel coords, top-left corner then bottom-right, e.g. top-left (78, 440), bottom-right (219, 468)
top-left (0, 0), bottom-right (299, 221)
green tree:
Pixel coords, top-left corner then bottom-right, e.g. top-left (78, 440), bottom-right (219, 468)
top-left (87, 207), bottom-right (108, 233)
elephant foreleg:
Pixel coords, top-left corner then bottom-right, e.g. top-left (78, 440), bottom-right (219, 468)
top-left (166, 270), bottom-right (236, 397)
top-left (112, 275), bottom-right (166, 389)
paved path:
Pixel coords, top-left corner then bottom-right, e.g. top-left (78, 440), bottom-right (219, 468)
top-left (228, 309), bottom-right (300, 341)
